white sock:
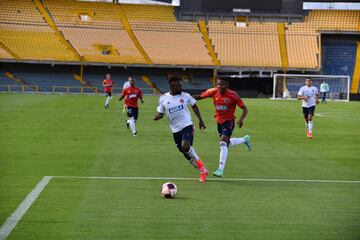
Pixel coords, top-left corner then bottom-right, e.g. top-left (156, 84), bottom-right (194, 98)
top-left (105, 96), bottom-right (110, 106)
top-left (229, 137), bottom-right (245, 147)
top-left (129, 117), bottom-right (136, 134)
top-left (186, 146), bottom-right (200, 161)
top-left (219, 141), bottom-right (228, 171)
top-left (308, 121), bottom-right (313, 132)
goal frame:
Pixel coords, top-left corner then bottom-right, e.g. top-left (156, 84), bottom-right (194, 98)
top-left (272, 74), bottom-right (351, 102)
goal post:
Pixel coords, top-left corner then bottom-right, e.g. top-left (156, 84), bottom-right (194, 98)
top-left (272, 74), bottom-right (350, 102)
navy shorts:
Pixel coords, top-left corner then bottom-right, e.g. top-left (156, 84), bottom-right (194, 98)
top-left (303, 106), bottom-right (315, 117)
top-left (173, 125), bottom-right (194, 153)
top-left (127, 106), bottom-right (139, 120)
top-left (217, 120), bottom-right (235, 137)
top-left (105, 92), bottom-right (112, 97)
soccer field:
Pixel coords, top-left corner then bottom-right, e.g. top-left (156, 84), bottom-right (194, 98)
top-left (0, 93), bottom-right (360, 240)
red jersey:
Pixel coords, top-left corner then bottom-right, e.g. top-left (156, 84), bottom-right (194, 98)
top-left (121, 86), bottom-right (143, 108)
top-left (200, 87), bottom-right (245, 124)
top-left (103, 79), bottom-right (114, 93)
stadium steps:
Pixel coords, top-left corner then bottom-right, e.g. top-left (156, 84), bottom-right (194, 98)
top-left (277, 23), bottom-right (289, 69)
top-left (4, 72), bottom-right (38, 91)
top-left (198, 20), bottom-right (220, 67)
top-left (0, 42), bottom-right (21, 60)
top-left (351, 41), bottom-right (360, 94)
top-left (117, 6), bottom-right (153, 64)
top-left (33, 0), bottom-right (82, 61)
top-left (141, 75), bottom-right (161, 94)
top-left (73, 74), bottom-right (99, 93)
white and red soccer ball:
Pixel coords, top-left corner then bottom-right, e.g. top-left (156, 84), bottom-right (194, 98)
top-left (161, 182), bottom-right (177, 198)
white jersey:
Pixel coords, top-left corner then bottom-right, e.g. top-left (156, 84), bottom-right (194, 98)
top-left (157, 92), bottom-right (196, 133)
top-left (320, 83), bottom-right (329, 93)
top-left (123, 81), bottom-right (130, 89)
top-left (298, 85), bottom-right (319, 108)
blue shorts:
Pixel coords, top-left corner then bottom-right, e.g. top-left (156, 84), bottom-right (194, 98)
top-left (127, 106), bottom-right (139, 120)
top-left (172, 125), bottom-right (194, 153)
top-left (217, 120), bottom-right (235, 137)
top-left (303, 106), bottom-right (315, 117)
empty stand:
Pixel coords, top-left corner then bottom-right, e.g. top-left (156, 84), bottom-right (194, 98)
top-left (208, 21), bottom-right (282, 68)
top-left (59, 27), bottom-right (146, 64)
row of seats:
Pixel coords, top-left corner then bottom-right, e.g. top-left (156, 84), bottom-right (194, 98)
top-left (0, 0), bottom-right (45, 25)
top-left (0, 0), bottom-right (359, 69)
top-left (0, 23), bottom-right (77, 62)
top-left (208, 21), bottom-right (282, 67)
top-left (59, 27), bottom-right (146, 64)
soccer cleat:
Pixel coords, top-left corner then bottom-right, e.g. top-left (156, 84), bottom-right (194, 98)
top-left (199, 168), bottom-right (208, 182)
top-left (105, 104), bottom-right (109, 109)
top-left (243, 135), bottom-right (252, 151)
top-left (133, 131), bottom-right (137, 137)
top-left (212, 169), bottom-right (224, 178)
top-left (307, 131), bottom-right (312, 139)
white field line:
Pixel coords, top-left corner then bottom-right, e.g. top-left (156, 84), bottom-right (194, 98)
top-left (1, 175), bottom-right (359, 239)
top-left (0, 176), bottom-right (52, 240)
top-left (53, 176), bottom-right (360, 184)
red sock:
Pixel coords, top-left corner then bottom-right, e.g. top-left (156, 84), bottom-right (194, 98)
top-left (196, 160), bottom-right (205, 172)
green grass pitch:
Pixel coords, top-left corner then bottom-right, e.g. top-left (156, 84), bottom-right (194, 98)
top-left (0, 93), bottom-right (360, 240)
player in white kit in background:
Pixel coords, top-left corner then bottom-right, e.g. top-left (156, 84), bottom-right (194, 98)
top-left (154, 77), bottom-right (209, 182)
top-left (297, 78), bottom-right (320, 139)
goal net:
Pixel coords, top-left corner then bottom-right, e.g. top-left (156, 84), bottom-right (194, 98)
top-left (272, 74), bottom-right (350, 101)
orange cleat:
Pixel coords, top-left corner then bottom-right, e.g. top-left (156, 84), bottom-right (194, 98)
top-left (199, 168), bottom-right (208, 183)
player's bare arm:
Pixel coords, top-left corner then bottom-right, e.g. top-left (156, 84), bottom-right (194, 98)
top-left (297, 95), bottom-right (308, 100)
top-left (140, 96), bottom-right (144, 104)
top-left (119, 95), bottom-right (125, 102)
top-left (154, 112), bottom-right (164, 121)
top-left (193, 95), bottom-right (202, 100)
top-left (191, 104), bottom-right (206, 130)
top-left (237, 105), bottom-right (248, 128)
top-left (316, 93), bottom-right (320, 105)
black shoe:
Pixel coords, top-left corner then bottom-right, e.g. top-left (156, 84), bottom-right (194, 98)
top-left (105, 104), bottom-right (109, 109)
top-left (126, 120), bottom-right (129, 129)
top-left (133, 131), bottom-right (137, 136)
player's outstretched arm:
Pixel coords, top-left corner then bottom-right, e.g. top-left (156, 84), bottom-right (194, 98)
top-left (154, 112), bottom-right (164, 121)
top-left (191, 104), bottom-right (206, 130)
top-left (119, 95), bottom-right (125, 102)
top-left (237, 105), bottom-right (248, 128)
top-left (193, 95), bottom-right (202, 100)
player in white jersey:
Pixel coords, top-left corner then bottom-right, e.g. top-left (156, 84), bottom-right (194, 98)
top-left (122, 76), bottom-right (132, 113)
top-left (297, 78), bottom-right (320, 139)
top-left (154, 77), bottom-right (209, 182)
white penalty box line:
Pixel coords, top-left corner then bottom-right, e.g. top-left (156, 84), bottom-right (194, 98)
top-left (1, 176), bottom-right (360, 240)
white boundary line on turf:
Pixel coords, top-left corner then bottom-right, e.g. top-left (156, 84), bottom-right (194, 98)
top-left (52, 176), bottom-right (360, 184)
top-left (0, 176), bottom-right (52, 240)
top-left (1, 176), bottom-right (360, 239)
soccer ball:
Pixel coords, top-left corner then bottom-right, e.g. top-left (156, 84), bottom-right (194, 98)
top-left (161, 182), bottom-right (177, 198)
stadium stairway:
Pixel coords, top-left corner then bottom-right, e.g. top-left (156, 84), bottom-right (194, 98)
top-left (351, 41), bottom-right (360, 94)
top-left (141, 75), bottom-right (162, 94)
top-left (198, 21), bottom-right (220, 67)
top-left (0, 42), bottom-right (20, 60)
top-left (4, 72), bottom-right (38, 91)
top-left (33, 0), bottom-right (82, 61)
top-left (73, 74), bottom-right (99, 93)
top-left (117, 6), bottom-right (153, 65)
top-left (277, 23), bottom-right (289, 69)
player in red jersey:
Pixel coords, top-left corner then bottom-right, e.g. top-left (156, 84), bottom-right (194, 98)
top-left (194, 78), bottom-right (251, 177)
top-left (103, 73), bottom-right (114, 109)
top-left (119, 78), bottom-right (144, 136)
